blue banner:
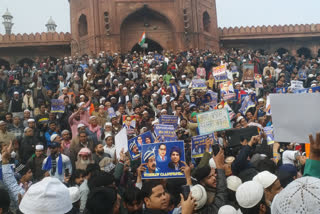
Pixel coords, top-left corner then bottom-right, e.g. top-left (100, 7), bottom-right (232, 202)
top-left (128, 131), bottom-right (154, 160)
top-left (159, 115), bottom-right (179, 128)
top-left (276, 87), bottom-right (288, 93)
top-left (51, 99), bottom-right (65, 113)
top-left (141, 141), bottom-right (186, 179)
top-left (239, 95), bottom-right (256, 115)
top-left (191, 133), bottom-right (214, 158)
top-left (154, 124), bottom-right (178, 142)
top-left (191, 79), bottom-right (206, 89)
top-left (203, 90), bottom-right (218, 108)
top-left (264, 126), bottom-right (274, 145)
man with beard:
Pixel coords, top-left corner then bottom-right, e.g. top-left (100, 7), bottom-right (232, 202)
top-left (143, 149), bottom-right (159, 173)
top-left (26, 144), bottom-right (46, 181)
top-left (69, 107), bottom-right (89, 138)
top-left (75, 147), bottom-right (94, 170)
top-left (19, 127), bottom-right (40, 164)
top-left (92, 143), bottom-right (111, 164)
top-left (42, 134), bottom-right (72, 181)
top-left (129, 141), bottom-right (140, 160)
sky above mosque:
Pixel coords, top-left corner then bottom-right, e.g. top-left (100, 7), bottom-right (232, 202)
top-left (0, 0), bottom-right (320, 34)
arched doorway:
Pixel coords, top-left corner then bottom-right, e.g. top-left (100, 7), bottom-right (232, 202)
top-left (120, 6), bottom-right (174, 53)
top-left (276, 48), bottom-right (289, 56)
top-left (131, 38), bottom-right (163, 53)
top-left (297, 47), bottom-right (312, 58)
top-left (0, 58), bottom-right (10, 70)
top-left (18, 58), bottom-right (34, 67)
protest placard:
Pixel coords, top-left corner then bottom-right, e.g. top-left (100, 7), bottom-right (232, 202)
top-left (203, 90), bottom-right (218, 108)
top-left (51, 99), bottom-right (65, 113)
top-left (255, 74), bottom-right (263, 88)
top-left (276, 87), bottom-right (288, 93)
top-left (108, 107), bottom-right (116, 117)
top-left (290, 80), bottom-right (304, 92)
top-left (264, 126), bottom-right (275, 145)
top-left (122, 115), bottom-right (136, 135)
top-left (115, 128), bottom-right (128, 160)
top-left (215, 101), bottom-right (236, 120)
top-left (220, 81), bottom-right (236, 101)
top-left (266, 96), bottom-right (271, 115)
top-left (213, 64), bottom-right (228, 82)
top-left (239, 94), bottom-right (256, 115)
top-left (159, 115), bottom-right (179, 129)
top-left (231, 65), bottom-right (238, 73)
top-left (270, 93), bottom-right (320, 143)
top-left (197, 109), bottom-right (231, 135)
top-left (191, 133), bottom-right (214, 158)
top-left (212, 64), bottom-right (226, 76)
top-left (127, 131), bottom-right (154, 160)
top-left (141, 141), bottom-right (186, 179)
top-left (191, 79), bottom-right (207, 89)
top-left (154, 124), bottom-right (178, 142)
top-left (298, 70), bottom-right (307, 80)
top-left (243, 64), bottom-right (254, 82)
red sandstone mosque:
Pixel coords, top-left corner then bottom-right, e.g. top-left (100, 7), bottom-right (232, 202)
top-left (0, 0), bottom-right (320, 66)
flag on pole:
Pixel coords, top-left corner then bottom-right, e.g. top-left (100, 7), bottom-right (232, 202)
top-left (139, 32), bottom-right (146, 47)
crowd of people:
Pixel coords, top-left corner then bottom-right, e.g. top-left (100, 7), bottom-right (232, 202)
top-left (0, 48), bottom-right (319, 214)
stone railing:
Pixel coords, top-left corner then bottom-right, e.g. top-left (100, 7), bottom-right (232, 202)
top-left (219, 24), bottom-right (320, 39)
top-left (0, 32), bottom-right (71, 47)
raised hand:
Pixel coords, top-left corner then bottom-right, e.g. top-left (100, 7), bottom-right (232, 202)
top-left (309, 132), bottom-right (320, 161)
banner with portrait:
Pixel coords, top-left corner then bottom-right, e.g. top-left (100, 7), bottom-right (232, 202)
top-left (220, 81), bottom-right (236, 101)
top-left (197, 109), bottom-right (231, 135)
top-left (141, 141), bottom-right (186, 179)
top-left (254, 74), bottom-right (263, 88)
top-left (242, 64), bottom-right (254, 82)
top-left (122, 115), bottom-right (136, 135)
top-left (191, 133), bottom-right (214, 158)
top-left (154, 124), bottom-right (178, 142)
top-left (128, 131), bottom-right (154, 160)
top-left (263, 126), bottom-right (275, 145)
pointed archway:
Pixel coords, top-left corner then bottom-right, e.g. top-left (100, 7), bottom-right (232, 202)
top-left (297, 47), bottom-right (312, 58)
top-left (120, 5), bottom-right (174, 53)
top-left (18, 58), bottom-right (34, 67)
top-left (131, 38), bottom-right (163, 53)
top-left (0, 58), bottom-right (10, 70)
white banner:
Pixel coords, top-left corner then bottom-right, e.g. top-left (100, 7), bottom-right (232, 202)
top-left (115, 128), bottom-right (128, 160)
top-left (270, 93), bottom-right (320, 143)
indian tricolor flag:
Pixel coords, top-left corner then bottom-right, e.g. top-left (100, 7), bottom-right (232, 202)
top-left (139, 32), bottom-right (146, 47)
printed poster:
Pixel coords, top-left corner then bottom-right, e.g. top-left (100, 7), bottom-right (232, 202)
top-left (264, 126), bottom-right (275, 145)
top-left (128, 131), bottom-right (154, 160)
top-left (220, 81), bottom-right (236, 101)
top-left (213, 64), bottom-right (228, 82)
top-left (122, 115), bottom-right (136, 135)
top-left (239, 95), bottom-right (256, 115)
top-left (212, 64), bottom-right (227, 76)
top-left (191, 133), bottom-right (214, 158)
top-left (154, 124), bottom-right (178, 142)
top-left (243, 64), bottom-right (254, 82)
top-left (197, 108), bottom-right (231, 135)
top-left (141, 141), bottom-right (186, 179)
top-left (203, 90), bottom-right (218, 108)
top-left (255, 74), bottom-right (263, 88)
top-left (191, 79), bottom-right (207, 90)
top-left (159, 115), bottom-right (179, 129)
top-left (51, 99), bottom-right (65, 113)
